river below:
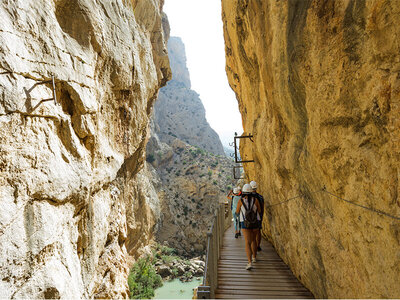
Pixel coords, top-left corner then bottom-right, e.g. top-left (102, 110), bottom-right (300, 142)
top-left (154, 277), bottom-right (202, 299)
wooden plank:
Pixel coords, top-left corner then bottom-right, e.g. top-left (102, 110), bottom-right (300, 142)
top-left (218, 263), bottom-right (290, 269)
top-left (218, 278), bottom-right (306, 285)
top-left (216, 289), bottom-right (313, 296)
top-left (218, 263), bottom-right (293, 274)
top-left (218, 270), bottom-right (295, 275)
top-left (218, 276), bottom-right (302, 282)
top-left (215, 293), bottom-right (314, 299)
top-left (217, 285), bottom-right (309, 291)
top-left (214, 225), bottom-right (313, 299)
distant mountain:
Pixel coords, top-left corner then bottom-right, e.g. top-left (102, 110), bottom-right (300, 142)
top-left (153, 37), bottom-right (225, 156)
top-left (147, 36), bottom-right (236, 255)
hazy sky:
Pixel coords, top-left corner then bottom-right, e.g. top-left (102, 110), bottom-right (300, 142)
top-left (163, 0), bottom-right (243, 148)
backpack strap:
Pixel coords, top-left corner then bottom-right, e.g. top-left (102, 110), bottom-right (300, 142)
top-left (240, 198), bottom-right (246, 221)
top-left (249, 196), bottom-right (254, 210)
top-left (241, 196), bottom-right (254, 220)
top-left (241, 197), bottom-right (248, 210)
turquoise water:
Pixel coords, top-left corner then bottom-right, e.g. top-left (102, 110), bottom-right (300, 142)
top-left (154, 278), bottom-right (203, 299)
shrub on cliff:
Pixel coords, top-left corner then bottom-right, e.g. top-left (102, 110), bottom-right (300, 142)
top-left (146, 154), bottom-right (155, 163)
top-left (128, 257), bottom-right (162, 299)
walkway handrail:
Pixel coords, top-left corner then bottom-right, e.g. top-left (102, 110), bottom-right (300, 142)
top-left (197, 202), bottom-right (232, 299)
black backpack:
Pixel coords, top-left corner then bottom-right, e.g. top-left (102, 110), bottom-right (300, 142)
top-left (242, 196), bottom-right (258, 229)
top-left (254, 193), bottom-right (264, 217)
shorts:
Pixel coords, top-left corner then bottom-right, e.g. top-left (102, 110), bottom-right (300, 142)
top-left (240, 221), bottom-right (259, 230)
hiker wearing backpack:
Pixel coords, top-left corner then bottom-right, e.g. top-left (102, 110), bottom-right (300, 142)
top-left (250, 181), bottom-right (264, 251)
top-left (227, 188), bottom-right (242, 238)
top-left (232, 188), bottom-right (242, 238)
top-left (235, 183), bottom-right (261, 270)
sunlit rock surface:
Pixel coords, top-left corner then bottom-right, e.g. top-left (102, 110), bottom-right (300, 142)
top-left (222, 0), bottom-right (400, 298)
top-left (0, 0), bottom-right (170, 298)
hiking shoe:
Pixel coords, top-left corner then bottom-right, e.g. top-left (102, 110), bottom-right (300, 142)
top-left (234, 233), bottom-right (238, 239)
top-left (252, 257), bottom-right (256, 263)
top-left (257, 246), bottom-right (262, 251)
top-left (245, 263), bottom-right (252, 270)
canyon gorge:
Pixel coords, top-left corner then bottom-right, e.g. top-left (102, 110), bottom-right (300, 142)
top-left (148, 36), bottom-right (234, 255)
top-left (1, 0), bottom-right (399, 299)
top-left (222, 0), bottom-right (400, 298)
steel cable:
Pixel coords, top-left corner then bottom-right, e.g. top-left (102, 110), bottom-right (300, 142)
top-left (321, 187), bottom-right (400, 221)
top-left (266, 186), bottom-right (400, 221)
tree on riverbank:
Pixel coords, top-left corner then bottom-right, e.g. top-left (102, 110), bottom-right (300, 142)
top-left (128, 257), bottom-right (162, 299)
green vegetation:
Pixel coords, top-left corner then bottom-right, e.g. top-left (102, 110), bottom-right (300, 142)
top-left (208, 170), bottom-right (212, 179)
top-left (155, 244), bottom-right (176, 256)
top-left (213, 180), bottom-right (218, 185)
top-left (211, 161), bottom-right (218, 168)
top-left (194, 147), bottom-right (205, 156)
top-left (171, 267), bottom-right (178, 277)
top-left (146, 154), bottom-right (155, 163)
top-left (190, 149), bottom-right (198, 158)
top-left (128, 257), bottom-right (162, 299)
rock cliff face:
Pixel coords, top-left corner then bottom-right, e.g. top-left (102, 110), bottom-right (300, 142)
top-left (148, 136), bottom-right (234, 255)
top-left (0, 1), bottom-right (170, 298)
top-left (222, 0), bottom-right (400, 298)
top-left (154, 37), bottom-right (225, 156)
top-left (147, 37), bottom-right (234, 255)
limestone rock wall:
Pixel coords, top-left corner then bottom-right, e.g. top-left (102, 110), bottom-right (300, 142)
top-left (222, 0), bottom-right (400, 298)
top-left (0, 0), bottom-right (170, 298)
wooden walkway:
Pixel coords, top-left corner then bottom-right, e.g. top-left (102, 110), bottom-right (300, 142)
top-left (215, 225), bottom-right (314, 299)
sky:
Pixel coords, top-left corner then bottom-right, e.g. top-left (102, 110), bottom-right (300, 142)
top-left (163, 0), bottom-right (243, 148)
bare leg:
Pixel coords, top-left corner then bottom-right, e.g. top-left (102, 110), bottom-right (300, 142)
top-left (242, 229), bottom-right (253, 263)
top-left (251, 229), bottom-right (258, 258)
top-left (256, 229), bottom-right (261, 247)
top-left (234, 214), bottom-right (239, 234)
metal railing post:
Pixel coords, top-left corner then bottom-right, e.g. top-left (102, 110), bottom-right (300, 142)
top-left (211, 213), bottom-right (218, 298)
top-left (219, 203), bottom-right (224, 252)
